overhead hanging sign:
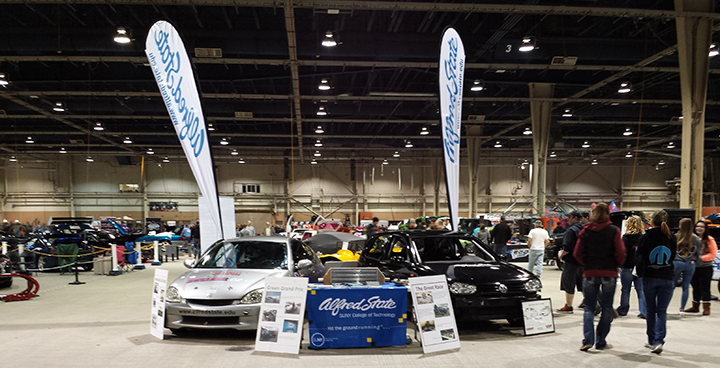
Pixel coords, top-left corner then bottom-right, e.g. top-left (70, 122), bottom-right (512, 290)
top-left (145, 20), bottom-right (223, 239)
top-left (439, 27), bottom-right (466, 232)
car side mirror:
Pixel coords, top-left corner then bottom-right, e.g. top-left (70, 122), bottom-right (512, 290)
top-left (296, 259), bottom-right (313, 270)
top-left (183, 258), bottom-right (196, 269)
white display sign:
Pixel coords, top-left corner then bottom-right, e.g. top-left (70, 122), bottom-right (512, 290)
top-left (150, 268), bottom-right (169, 339)
top-left (145, 20), bottom-right (223, 240)
top-left (521, 299), bottom-right (555, 336)
top-left (438, 27), bottom-right (466, 232)
top-left (255, 277), bottom-right (309, 354)
top-left (409, 275), bottom-right (460, 353)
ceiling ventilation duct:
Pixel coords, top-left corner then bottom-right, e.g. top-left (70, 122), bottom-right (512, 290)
top-left (551, 56), bottom-right (578, 65)
top-left (195, 48), bottom-right (223, 58)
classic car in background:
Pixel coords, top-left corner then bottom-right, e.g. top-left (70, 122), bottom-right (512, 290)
top-left (164, 236), bottom-right (324, 333)
top-left (358, 230), bottom-right (542, 326)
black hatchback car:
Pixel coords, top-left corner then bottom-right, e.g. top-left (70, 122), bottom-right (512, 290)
top-left (358, 230), bottom-right (542, 325)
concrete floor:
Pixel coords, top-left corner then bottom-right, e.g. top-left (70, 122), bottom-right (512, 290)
top-left (1, 256), bottom-right (719, 368)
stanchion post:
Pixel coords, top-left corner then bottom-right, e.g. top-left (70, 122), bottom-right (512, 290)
top-left (109, 243), bottom-right (122, 275)
top-left (18, 243), bottom-right (26, 272)
top-left (1, 241), bottom-right (7, 255)
top-left (151, 240), bottom-right (161, 266)
top-left (134, 242), bottom-right (145, 270)
top-left (69, 260), bottom-right (86, 285)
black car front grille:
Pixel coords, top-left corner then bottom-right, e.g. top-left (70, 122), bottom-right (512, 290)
top-left (474, 281), bottom-right (527, 296)
top-left (181, 316), bottom-right (240, 326)
top-left (186, 299), bottom-right (235, 306)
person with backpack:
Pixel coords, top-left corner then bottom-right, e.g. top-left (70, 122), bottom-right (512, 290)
top-left (672, 218), bottom-right (700, 316)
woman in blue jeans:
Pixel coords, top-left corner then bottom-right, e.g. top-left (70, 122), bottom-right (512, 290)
top-left (636, 210), bottom-right (676, 354)
top-left (617, 215), bottom-right (646, 318)
top-left (673, 218), bottom-right (700, 316)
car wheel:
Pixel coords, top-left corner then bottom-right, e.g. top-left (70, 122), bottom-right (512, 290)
top-left (0, 277), bottom-right (11, 289)
top-left (506, 317), bottom-right (523, 327)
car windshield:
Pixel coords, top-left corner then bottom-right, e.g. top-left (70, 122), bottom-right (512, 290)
top-left (414, 236), bottom-right (496, 262)
top-left (195, 241), bottom-right (288, 269)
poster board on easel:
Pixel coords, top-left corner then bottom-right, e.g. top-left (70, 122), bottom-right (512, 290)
top-left (521, 298), bottom-right (555, 336)
top-left (409, 275), bottom-right (460, 353)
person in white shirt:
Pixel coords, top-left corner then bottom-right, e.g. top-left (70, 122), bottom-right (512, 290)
top-left (527, 220), bottom-right (550, 277)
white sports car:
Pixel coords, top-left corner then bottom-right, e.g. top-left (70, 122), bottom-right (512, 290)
top-left (164, 236), bottom-right (324, 333)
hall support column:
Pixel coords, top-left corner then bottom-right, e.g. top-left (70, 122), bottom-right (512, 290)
top-left (467, 126), bottom-right (483, 218)
top-left (675, 0), bottom-right (713, 215)
top-left (433, 158), bottom-right (441, 215)
top-left (528, 83), bottom-right (554, 214)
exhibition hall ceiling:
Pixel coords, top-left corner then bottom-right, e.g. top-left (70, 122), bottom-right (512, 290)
top-left (0, 0), bottom-right (719, 166)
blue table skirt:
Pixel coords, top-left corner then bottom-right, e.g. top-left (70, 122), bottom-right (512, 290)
top-left (306, 284), bottom-right (408, 348)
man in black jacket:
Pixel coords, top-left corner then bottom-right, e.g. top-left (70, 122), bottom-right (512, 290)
top-left (557, 211), bottom-right (585, 313)
top-left (491, 217), bottom-right (513, 258)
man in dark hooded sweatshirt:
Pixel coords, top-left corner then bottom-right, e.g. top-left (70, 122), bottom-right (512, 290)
top-left (573, 202), bottom-right (625, 351)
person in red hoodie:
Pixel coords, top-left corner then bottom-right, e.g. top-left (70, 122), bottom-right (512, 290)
top-left (573, 202), bottom-right (626, 351)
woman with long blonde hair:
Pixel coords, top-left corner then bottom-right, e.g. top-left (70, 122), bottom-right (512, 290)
top-left (673, 218), bottom-right (700, 316)
top-left (617, 215), bottom-right (646, 318)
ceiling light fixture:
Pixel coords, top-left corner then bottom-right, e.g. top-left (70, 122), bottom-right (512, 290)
top-left (420, 126), bottom-right (429, 135)
top-left (220, 137), bottom-right (229, 145)
top-left (549, 151), bottom-right (557, 158)
top-left (470, 79), bottom-right (484, 91)
top-left (382, 159), bottom-right (389, 165)
top-left (562, 108), bottom-right (573, 118)
top-left (710, 43), bottom-right (719, 57)
top-left (519, 36), bottom-right (536, 52)
top-left (523, 127), bottom-right (532, 135)
top-left (25, 136), bottom-right (34, 144)
top-left (667, 142), bottom-right (676, 149)
top-left (163, 157), bottom-right (170, 163)
top-left (582, 141), bottom-right (590, 148)
top-left (9, 156), bottom-right (17, 162)
top-left (238, 158), bottom-right (245, 164)
top-left (311, 159), bottom-right (317, 165)
top-left (114, 28), bottom-right (131, 44)
top-left (315, 139), bottom-right (323, 147)
top-left (231, 149), bottom-right (239, 156)
top-left (53, 102), bottom-right (65, 112)
top-left (405, 140), bottom-right (413, 148)
top-left (0, 73), bottom-right (8, 87)
top-left (93, 122), bottom-right (104, 131)
top-left (591, 159), bottom-right (598, 165)
top-left (393, 151), bottom-right (400, 158)
top-left (618, 82), bottom-right (632, 93)
top-left (314, 151), bottom-right (322, 157)
top-left (86, 156), bottom-right (94, 162)
top-left (318, 78), bottom-right (331, 90)
top-left (146, 148), bottom-right (155, 155)
top-left (658, 160), bottom-right (665, 165)
top-left (625, 152), bottom-right (633, 158)
top-left (322, 31), bottom-right (337, 47)
top-left (316, 106), bottom-right (328, 116)
top-left (494, 141), bottom-right (502, 148)
top-left (315, 125), bottom-right (325, 134)
top-left (207, 123), bottom-right (215, 131)
top-left (59, 147), bottom-right (67, 154)
top-left (623, 128), bottom-right (633, 136)
top-left (123, 137), bottom-right (133, 144)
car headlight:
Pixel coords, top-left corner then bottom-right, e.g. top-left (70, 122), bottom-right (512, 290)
top-left (449, 282), bottom-right (477, 295)
top-left (237, 288), bottom-right (264, 304)
top-left (524, 279), bottom-right (542, 292)
top-left (166, 286), bottom-right (182, 303)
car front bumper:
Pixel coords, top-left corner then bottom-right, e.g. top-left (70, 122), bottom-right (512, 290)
top-left (165, 301), bottom-right (261, 331)
top-left (451, 293), bottom-right (541, 320)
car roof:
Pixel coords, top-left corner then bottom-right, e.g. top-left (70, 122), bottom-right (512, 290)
top-left (222, 236), bottom-right (292, 244)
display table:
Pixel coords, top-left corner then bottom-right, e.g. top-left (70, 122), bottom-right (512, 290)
top-left (306, 283), bottom-right (407, 348)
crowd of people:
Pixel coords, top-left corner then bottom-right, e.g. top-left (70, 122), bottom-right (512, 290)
top-left (551, 204), bottom-right (717, 354)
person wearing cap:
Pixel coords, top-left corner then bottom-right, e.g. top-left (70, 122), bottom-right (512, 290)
top-left (527, 220), bottom-right (550, 277)
top-left (557, 210), bottom-right (586, 313)
top-left (491, 216), bottom-right (513, 258)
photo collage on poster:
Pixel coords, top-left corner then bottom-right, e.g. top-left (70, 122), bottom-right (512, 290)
top-left (409, 275), bottom-right (460, 353)
top-left (150, 269), bottom-right (168, 340)
top-left (255, 278), bottom-right (308, 354)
